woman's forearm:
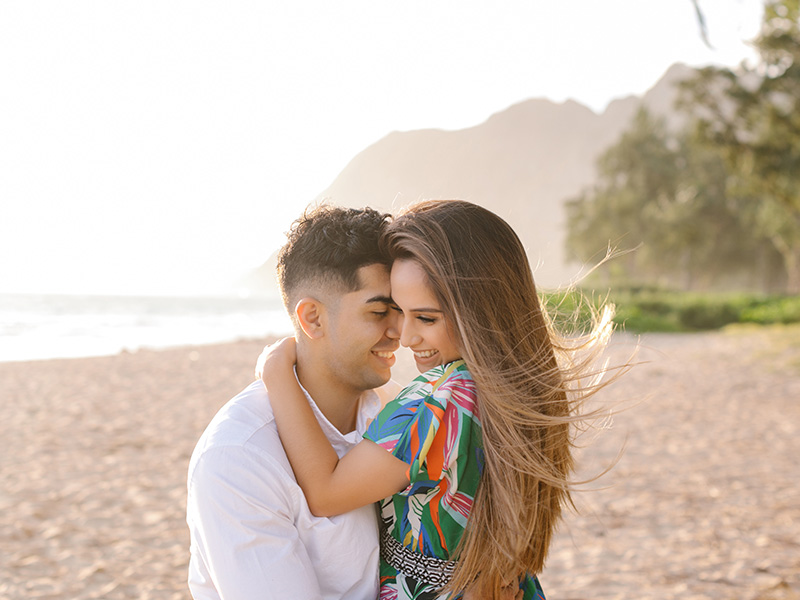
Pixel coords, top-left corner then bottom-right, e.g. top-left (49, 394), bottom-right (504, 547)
top-left (267, 376), bottom-right (409, 516)
top-left (264, 375), bottom-right (342, 507)
top-left (258, 336), bottom-right (409, 516)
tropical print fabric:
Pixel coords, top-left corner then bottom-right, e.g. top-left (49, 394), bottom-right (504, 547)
top-left (364, 360), bottom-right (546, 600)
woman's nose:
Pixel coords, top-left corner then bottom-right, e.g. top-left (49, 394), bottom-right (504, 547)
top-left (399, 322), bottom-right (421, 348)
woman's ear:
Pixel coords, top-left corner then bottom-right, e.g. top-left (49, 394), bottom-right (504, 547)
top-left (294, 297), bottom-right (325, 339)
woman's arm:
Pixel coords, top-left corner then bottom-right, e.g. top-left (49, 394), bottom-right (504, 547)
top-left (258, 338), bottom-right (409, 517)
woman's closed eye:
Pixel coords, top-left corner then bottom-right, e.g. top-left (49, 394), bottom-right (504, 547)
top-left (416, 315), bottom-right (437, 324)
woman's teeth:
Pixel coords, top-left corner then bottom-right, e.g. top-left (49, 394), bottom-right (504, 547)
top-left (414, 350), bottom-right (438, 359)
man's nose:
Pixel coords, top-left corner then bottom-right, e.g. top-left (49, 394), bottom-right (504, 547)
top-left (385, 311), bottom-right (401, 340)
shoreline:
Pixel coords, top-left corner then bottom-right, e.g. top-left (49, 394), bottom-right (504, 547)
top-left (0, 335), bottom-right (280, 366)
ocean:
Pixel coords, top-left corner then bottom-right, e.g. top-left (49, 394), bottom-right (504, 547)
top-left (0, 293), bottom-right (293, 363)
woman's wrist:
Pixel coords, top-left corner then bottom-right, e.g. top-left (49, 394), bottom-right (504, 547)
top-left (262, 362), bottom-right (296, 393)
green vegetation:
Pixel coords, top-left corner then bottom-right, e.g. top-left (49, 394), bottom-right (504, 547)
top-left (541, 288), bottom-right (800, 333)
top-left (565, 0), bottom-right (800, 294)
top-left (555, 1), bottom-right (800, 334)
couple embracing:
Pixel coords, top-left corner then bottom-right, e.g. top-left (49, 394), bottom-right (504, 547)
top-left (187, 199), bottom-right (614, 599)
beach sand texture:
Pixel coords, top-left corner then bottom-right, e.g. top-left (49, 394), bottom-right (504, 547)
top-left (1, 329), bottom-right (798, 599)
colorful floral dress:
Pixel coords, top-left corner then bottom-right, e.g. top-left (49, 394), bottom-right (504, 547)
top-left (364, 360), bottom-right (546, 600)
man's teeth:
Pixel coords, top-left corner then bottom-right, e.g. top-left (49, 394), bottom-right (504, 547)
top-left (374, 351), bottom-right (394, 359)
top-left (414, 350), bottom-right (438, 358)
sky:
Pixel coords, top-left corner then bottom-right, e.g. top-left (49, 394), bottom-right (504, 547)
top-left (0, 0), bottom-right (764, 297)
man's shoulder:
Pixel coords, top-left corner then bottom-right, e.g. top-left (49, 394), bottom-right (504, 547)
top-left (199, 380), bottom-right (277, 441)
top-left (189, 381), bottom-right (289, 479)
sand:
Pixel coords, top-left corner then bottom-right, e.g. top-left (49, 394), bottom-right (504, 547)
top-left (1, 328), bottom-right (798, 599)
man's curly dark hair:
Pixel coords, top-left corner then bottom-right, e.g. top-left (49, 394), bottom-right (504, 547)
top-left (277, 204), bottom-right (392, 312)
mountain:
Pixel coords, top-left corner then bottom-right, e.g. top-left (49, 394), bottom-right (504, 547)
top-left (231, 253), bottom-right (280, 298)
top-left (315, 62), bottom-right (697, 288)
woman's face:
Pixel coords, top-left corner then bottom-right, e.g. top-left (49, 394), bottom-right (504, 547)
top-left (390, 259), bottom-right (461, 372)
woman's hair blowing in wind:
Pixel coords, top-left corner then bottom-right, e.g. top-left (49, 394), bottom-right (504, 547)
top-left (382, 199), bottom-right (617, 598)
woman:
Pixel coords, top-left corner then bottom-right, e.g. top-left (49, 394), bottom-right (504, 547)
top-left (260, 200), bottom-right (616, 599)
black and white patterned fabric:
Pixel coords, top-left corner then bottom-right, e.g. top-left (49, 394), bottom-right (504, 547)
top-left (380, 525), bottom-right (457, 590)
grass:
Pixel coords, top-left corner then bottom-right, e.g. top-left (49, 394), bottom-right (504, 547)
top-left (541, 287), bottom-right (800, 334)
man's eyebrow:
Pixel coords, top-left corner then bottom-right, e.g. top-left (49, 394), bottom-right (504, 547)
top-left (365, 295), bottom-right (394, 305)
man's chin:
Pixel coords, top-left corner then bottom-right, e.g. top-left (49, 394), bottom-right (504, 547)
top-left (361, 369), bottom-right (392, 391)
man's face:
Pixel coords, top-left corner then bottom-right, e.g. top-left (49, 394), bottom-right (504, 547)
top-left (321, 263), bottom-right (400, 392)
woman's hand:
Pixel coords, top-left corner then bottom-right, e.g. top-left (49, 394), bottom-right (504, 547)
top-left (502, 582), bottom-right (524, 600)
top-left (255, 336), bottom-right (298, 385)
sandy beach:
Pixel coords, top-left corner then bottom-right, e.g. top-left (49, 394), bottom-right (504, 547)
top-left (1, 328), bottom-right (798, 599)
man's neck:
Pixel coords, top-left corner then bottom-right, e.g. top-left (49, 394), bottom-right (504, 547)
top-left (295, 350), bottom-right (362, 435)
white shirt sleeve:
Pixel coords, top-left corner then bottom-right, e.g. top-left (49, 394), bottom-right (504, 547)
top-left (187, 444), bottom-right (323, 600)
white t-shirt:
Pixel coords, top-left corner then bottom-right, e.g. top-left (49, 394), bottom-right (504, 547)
top-left (187, 378), bottom-right (390, 600)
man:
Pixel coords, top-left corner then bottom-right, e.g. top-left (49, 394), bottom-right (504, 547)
top-left (187, 205), bottom-right (401, 599)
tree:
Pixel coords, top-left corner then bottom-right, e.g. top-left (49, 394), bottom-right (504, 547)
top-left (566, 109), bottom-right (680, 283)
top-left (679, 0), bottom-right (800, 292)
top-left (565, 107), bottom-right (782, 291)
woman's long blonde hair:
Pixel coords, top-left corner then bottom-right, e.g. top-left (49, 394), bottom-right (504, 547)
top-left (383, 199), bottom-right (617, 598)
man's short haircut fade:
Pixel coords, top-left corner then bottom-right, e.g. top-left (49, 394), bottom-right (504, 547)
top-left (277, 204), bottom-right (392, 311)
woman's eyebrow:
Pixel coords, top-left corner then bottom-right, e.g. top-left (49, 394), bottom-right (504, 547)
top-left (409, 307), bottom-right (444, 313)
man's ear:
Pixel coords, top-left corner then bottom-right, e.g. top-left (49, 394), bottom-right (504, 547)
top-left (294, 297), bottom-right (326, 339)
